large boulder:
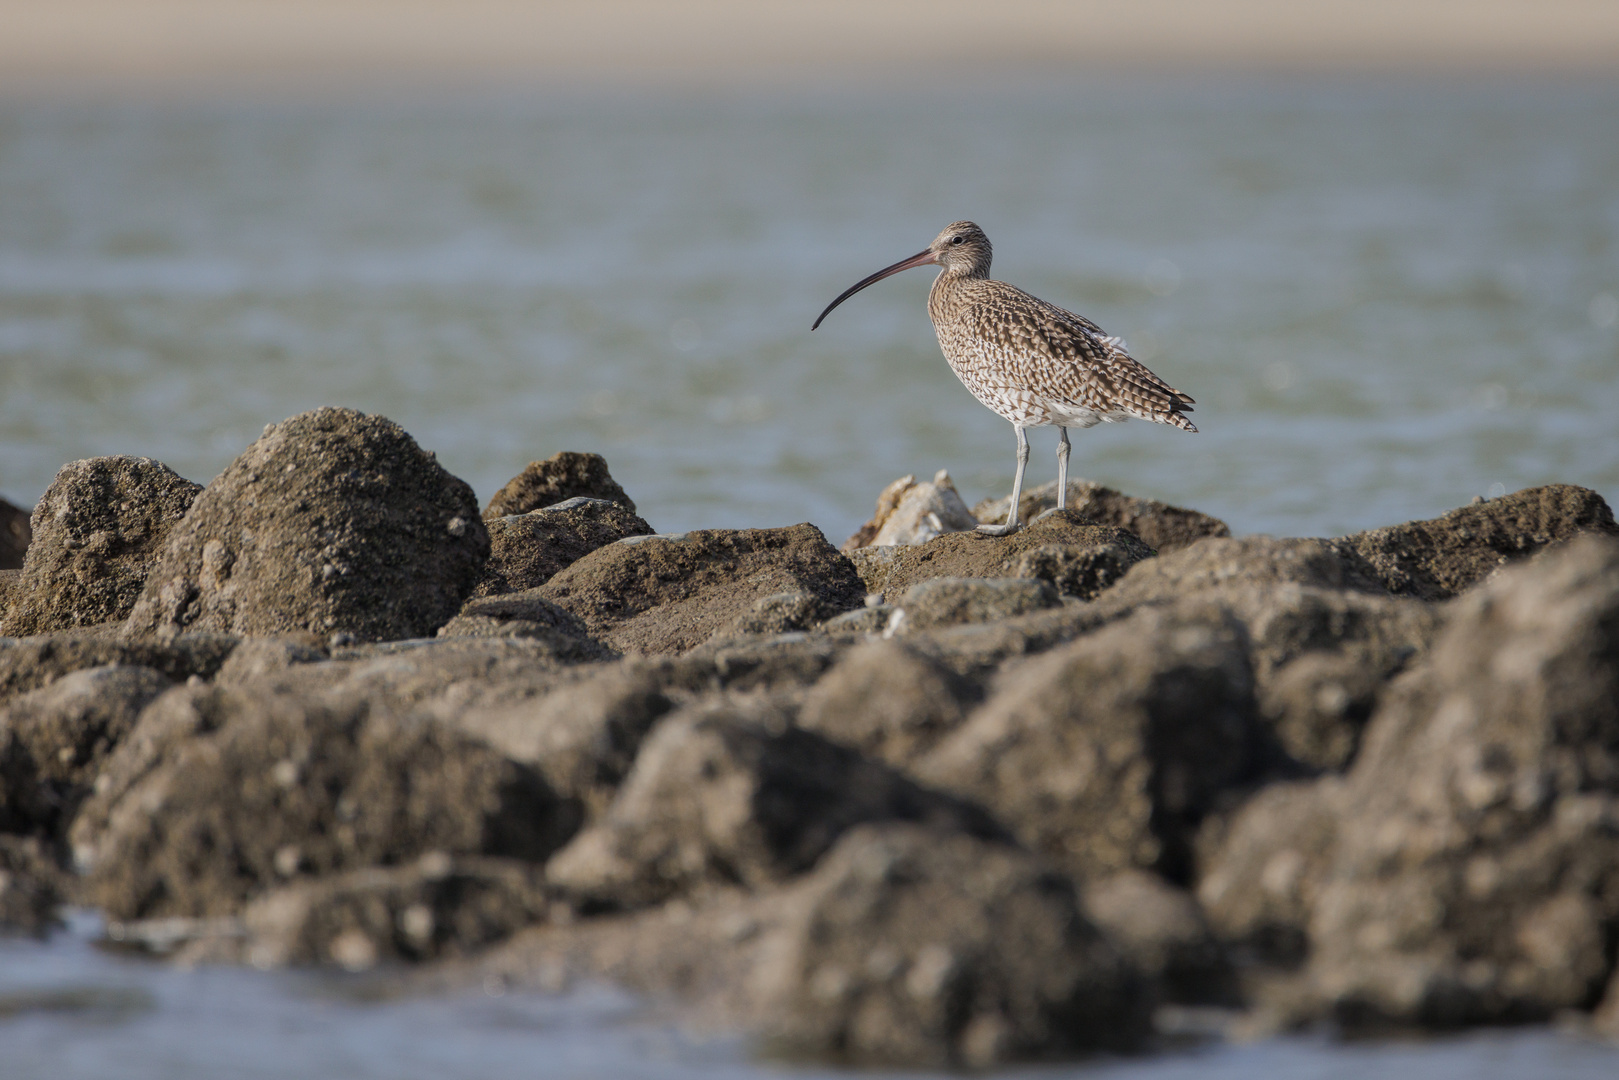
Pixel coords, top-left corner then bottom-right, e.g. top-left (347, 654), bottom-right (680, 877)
top-left (851, 511), bottom-right (1154, 605)
top-left (535, 524), bottom-right (864, 654)
top-left (77, 684), bottom-right (580, 919)
top-left (0, 633), bottom-right (236, 708)
top-left (797, 640), bottom-right (979, 770)
top-left (916, 602), bottom-right (1259, 883)
top-left (125, 408), bottom-right (488, 643)
top-left (0, 494), bottom-right (30, 570)
top-left (3, 457), bottom-right (201, 637)
top-left (483, 451), bottom-right (637, 519)
top-left (974, 479), bottom-right (1230, 555)
top-left (0, 664), bottom-right (173, 836)
top-left (546, 700), bottom-right (1002, 909)
top-left (474, 498), bottom-right (654, 596)
top-left (1331, 484), bottom-right (1619, 600)
top-left (753, 824), bottom-right (1150, 1067)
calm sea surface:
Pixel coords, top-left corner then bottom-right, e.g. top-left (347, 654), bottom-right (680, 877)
top-left (2, 79), bottom-right (1618, 1076)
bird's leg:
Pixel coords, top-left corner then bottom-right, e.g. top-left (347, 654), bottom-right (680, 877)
top-left (1056, 427), bottom-right (1070, 508)
top-left (977, 425), bottom-right (1029, 537)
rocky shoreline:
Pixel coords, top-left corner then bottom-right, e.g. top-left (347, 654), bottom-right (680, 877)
top-left (2, 405), bottom-right (1618, 1067)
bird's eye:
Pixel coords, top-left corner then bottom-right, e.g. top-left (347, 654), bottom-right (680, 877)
top-left (951, 236), bottom-right (965, 245)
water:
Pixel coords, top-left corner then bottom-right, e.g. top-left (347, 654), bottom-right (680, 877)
top-left (2, 914), bottom-right (1617, 1079)
top-left (2, 77), bottom-right (1619, 1076)
top-left (0, 79), bottom-right (1615, 543)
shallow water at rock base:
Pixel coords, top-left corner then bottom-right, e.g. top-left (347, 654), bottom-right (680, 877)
top-left (0, 914), bottom-right (1614, 1080)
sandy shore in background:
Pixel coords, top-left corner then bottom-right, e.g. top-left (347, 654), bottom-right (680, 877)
top-left (2, 0), bottom-right (1617, 95)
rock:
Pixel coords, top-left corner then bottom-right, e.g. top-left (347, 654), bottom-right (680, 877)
top-left (0, 494), bottom-right (30, 570)
top-left (546, 700), bottom-right (1003, 910)
top-left (1332, 483), bottom-right (1619, 600)
top-left (885, 577), bottom-right (1059, 635)
top-left (1195, 779), bottom-right (1345, 968)
top-left (0, 664), bottom-right (173, 836)
top-left (853, 511), bottom-right (1155, 606)
top-left (1083, 869), bottom-right (1236, 1005)
top-left (1010, 541), bottom-right (1147, 601)
top-left (214, 635), bottom-right (330, 683)
top-left (0, 835), bottom-right (64, 934)
top-left (842, 471), bottom-right (978, 551)
top-left (0, 633), bottom-right (237, 708)
top-left (974, 479), bottom-right (1230, 554)
top-left (916, 603), bottom-right (1259, 883)
top-left (536, 524), bottom-right (865, 655)
top-left (125, 407), bottom-right (488, 644)
top-left (675, 634), bottom-right (846, 693)
top-left (1100, 536), bottom-right (1388, 610)
top-left (720, 592), bottom-right (849, 638)
top-left (437, 589), bottom-right (617, 662)
top-left (753, 823), bottom-right (1150, 1067)
top-left (0, 570), bottom-right (19, 621)
top-left (1298, 534), bottom-right (1619, 1030)
top-left (844, 545), bottom-right (902, 597)
top-left (78, 685), bottom-right (580, 919)
top-left (474, 498), bottom-right (654, 597)
top-left (241, 854), bottom-right (552, 970)
top-left (449, 660), bottom-right (676, 818)
top-left (3, 457), bottom-right (201, 637)
top-left (797, 640), bottom-right (979, 770)
top-left (483, 451), bottom-right (637, 519)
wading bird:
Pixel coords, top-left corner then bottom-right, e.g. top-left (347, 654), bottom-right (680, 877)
top-left (813, 221), bottom-right (1197, 535)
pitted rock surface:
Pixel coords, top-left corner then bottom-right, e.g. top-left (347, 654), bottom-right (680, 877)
top-left (474, 498), bottom-right (654, 597)
top-left (483, 451), bottom-right (637, 519)
top-left (974, 479), bottom-right (1230, 554)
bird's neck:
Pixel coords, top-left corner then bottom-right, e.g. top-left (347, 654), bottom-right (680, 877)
top-left (929, 265), bottom-right (982, 319)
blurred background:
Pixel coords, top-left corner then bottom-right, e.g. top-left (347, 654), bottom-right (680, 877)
top-left (0, 1), bottom-right (1615, 546)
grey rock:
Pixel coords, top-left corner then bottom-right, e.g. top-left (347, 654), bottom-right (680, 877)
top-left (437, 588), bottom-right (617, 662)
top-left (885, 577), bottom-right (1059, 635)
top-left (0, 633), bottom-right (237, 709)
top-left (797, 639), bottom-right (978, 770)
top-left (4, 457), bottom-right (200, 637)
top-left (546, 700), bottom-right (1003, 909)
top-left (483, 451), bottom-right (637, 519)
top-left (975, 478), bottom-right (1230, 555)
top-left (916, 602), bottom-right (1259, 883)
top-left (1083, 869), bottom-right (1236, 1006)
top-left (1011, 541), bottom-right (1147, 600)
top-left (474, 498), bottom-right (653, 596)
top-left (126, 407), bottom-right (488, 644)
top-left (536, 523), bottom-right (865, 655)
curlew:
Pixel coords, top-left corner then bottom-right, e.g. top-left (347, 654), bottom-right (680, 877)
top-left (813, 221), bottom-right (1197, 536)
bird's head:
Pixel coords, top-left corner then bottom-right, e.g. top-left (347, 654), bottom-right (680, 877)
top-left (811, 220), bottom-right (993, 330)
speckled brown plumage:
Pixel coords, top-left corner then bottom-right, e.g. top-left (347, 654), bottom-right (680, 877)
top-left (814, 221), bottom-right (1198, 534)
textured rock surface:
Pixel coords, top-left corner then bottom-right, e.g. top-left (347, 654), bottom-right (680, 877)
top-left (0, 664), bottom-right (173, 836)
top-left (797, 640), bottom-right (979, 770)
top-left (78, 685), bottom-right (579, 919)
top-left (436, 589), bottom-right (617, 662)
top-left (0, 634), bottom-right (236, 708)
top-left (885, 577), bottom-right (1059, 634)
top-left (547, 700), bottom-right (1002, 909)
top-left (0, 835), bottom-right (64, 934)
top-left (754, 824), bottom-right (1150, 1067)
top-left (536, 524), bottom-right (864, 654)
top-left (843, 471), bottom-right (978, 550)
top-left (0, 494), bottom-right (31, 570)
top-left (974, 479), bottom-right (1230, 554)
top-left (1083, 869), bottom-right (1236, 1005)
top-left (474, 498), bottom-right (653, 596)
top-left (1332, 483), bottom-right (1619, 600)
top-left (483, 451), bottom-right (637, 519)
top-left (853, 511), bottom-right (1155, 605)
top-left (3, 457), bottom-right (201, 637)
top-left (917, 602), bottom-right (1259, 883)
top-left (125, 408), bottom-right (487, 643)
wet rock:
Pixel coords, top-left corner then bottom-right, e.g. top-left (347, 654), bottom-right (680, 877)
top-left (126, 407), bottom-right (488, 644)
top-left (0, 633), bottom-right (236, 708)
top-left (855, 511), bottom-right (1155, 606)
top-left (797, 640), bottom-right (979, 770)
top-left (1299, 534), bottom-right (1619, 1029)
top-left (1083, 870), bottom-right (1236, 1005)
top-left (437, 589), bottom-right (617, 662)
top-left (885, 577), bottom-right (1059, 635)
top-left (474, 498), bottom-right (654, 597)
top-left (0, 664), bottom-right (173, 836)
top-left (1332, 483), bottom-right (1619, 600)
top-left (536, 524), bottom-right (865, 655)
top-left (754, 823), bottom-right (1150, 1067)
top-left (546, 700), bottom-right (1003, 910)
top-left (842, 471), bottom-right (978, 551)
top-left (974, 479), bottom-right (1230, 554)
top-left (3, 457), bottom-right (201, 637)
top-left (449, 660), bottom-right (676, 818)
top-left (483, 451), bottom-right (637, 519)
top-left (242, 854), bottom-right (552, 970)
top-left (0, 835), bottom-right (64, 934)
top-left (0, 494), bottom-right (31, 570)
top-left (78, 685), bottom-right (580, 919)
top-left (916, 603), bottom-right (1259, 883)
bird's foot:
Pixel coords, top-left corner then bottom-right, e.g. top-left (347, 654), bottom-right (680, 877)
top-left (1032, 507), bottom-right (1063, 523)
top-left (975, 521), bottom-right (1023, 537)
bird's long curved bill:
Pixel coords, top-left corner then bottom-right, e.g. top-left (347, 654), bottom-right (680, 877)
top-left (811, 248), bottom-right (938, 330)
